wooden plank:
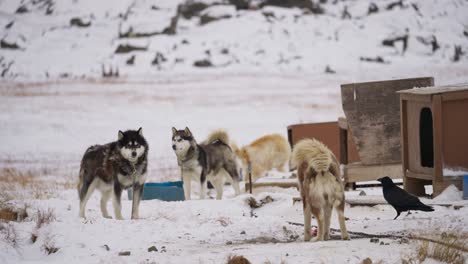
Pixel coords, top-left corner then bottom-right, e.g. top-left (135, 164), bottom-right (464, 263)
top-left (432, 95), bottom-right (443, 184)
top-left (441, 91), bottom-right (468, 101)
top-left (245, 181), bottom-right (298, 190)
top-left (400, 99), bottom-right (409, 177)
top-left (399, 93), bottom-right (432, 103)
top-left (406, 170), bottom-right (433, 180)
top-left (345, 163), bottom-right (402, 183)
top-left (341, 77), bottom-right (434, 165)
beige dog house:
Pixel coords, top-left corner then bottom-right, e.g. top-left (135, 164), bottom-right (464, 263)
top-left (398, 84), bottom-right (468, 196)
top-left (340, 77), bottom-right (434, 188)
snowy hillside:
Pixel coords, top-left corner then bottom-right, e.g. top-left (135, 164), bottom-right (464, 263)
top-left (0, 0), bottom-right (467, 80)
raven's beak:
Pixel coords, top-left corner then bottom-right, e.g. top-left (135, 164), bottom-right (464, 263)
top-left (377, 178), bottom-right (383, 182)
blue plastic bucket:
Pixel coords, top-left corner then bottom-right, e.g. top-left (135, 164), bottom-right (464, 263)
top-left (463, 175), bottom-right (468, 200)
top-left (127, 181), bottom-right (185, 201)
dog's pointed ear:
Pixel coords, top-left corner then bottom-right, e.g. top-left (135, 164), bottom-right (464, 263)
top-left (138, 127), bottom-right (143, 136)
top-left (184, 127), bottom-right (192, 136)
top-left (172, 127), bottom-right (177, 136)
top-left (118, 130), bottom-right (124, 141)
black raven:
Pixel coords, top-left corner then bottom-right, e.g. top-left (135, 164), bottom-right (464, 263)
top-left (377, 176), bottom-right (434, 220)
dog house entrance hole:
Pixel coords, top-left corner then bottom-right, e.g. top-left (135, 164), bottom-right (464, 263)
top-left (419, 107), bottom-right (434, 168)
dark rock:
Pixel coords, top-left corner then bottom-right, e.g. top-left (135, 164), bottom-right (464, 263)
top-left (118, 251), bottom-right (131, 256)
top-left (148, 245), bottom-right (158, 252)
top-left (115, 44), bottom-right (147, 54)
top-left (0, 40), bottom-right (21, 50)
top-left (126, 55), bottom-right (135, 65)
top-left (181, 39), bottom-right (190, 45)
top-left (16, 5), bottom-right (29, 14)
top-left (370, 238), bottom-right (379, 243)
top-left (360, 56), bottom-right (387, 64)
top-left (152, 52), bottom-right (167, 66)
top-left (162, 14), bottom-right (178, 35)
top-left (226, 241), bottom-right (233, 245)
top-left (368, 3), bottom-right (378, 15)
top-left (453, 45), bottom-right (465, 62)
top-left (193, 59), bottom-right (213, 67)
top-left (70, 17), bottom-right (91, 28)
top-left (200, 13), bottom-right (232, 25)
top-left (325, 65), bottom-right (336, 74)
top-left (102, 244), bottom-right (110, 251)
top-left (240, 231), bottom-right (246, 235)
top-left (386, 0), bottom-right (404, 10)
top-left (229, 0), bottom-right (250, 10)
top-left (177, 2), bottom-right (209, 19)
top-left (5, 21), bottom-right (14, 29)
top-left (260, 0), bottom-right (324, 14)
top-left (221, 48), bottom-right (229, 54)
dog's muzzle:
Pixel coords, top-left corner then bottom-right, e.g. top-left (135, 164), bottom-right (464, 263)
top-left (132, 151), bottom-right (137, 158)
top-left (172, 145), bottom-right (176, 150)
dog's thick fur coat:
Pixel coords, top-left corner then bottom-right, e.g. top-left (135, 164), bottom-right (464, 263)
top-left (291, 138), bottom-right (349, 241)
top-left (172, 127), bottom-right (241, 200)
top-left (234, 134), bottom-right (290, 182)
top-left (78, 128), bottom-right (148, 220)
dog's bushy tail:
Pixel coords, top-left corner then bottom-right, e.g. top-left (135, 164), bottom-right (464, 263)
top-left (290, 138), bottom-right (333, 173)
top-left (204, 129), bottom-right (230, 145)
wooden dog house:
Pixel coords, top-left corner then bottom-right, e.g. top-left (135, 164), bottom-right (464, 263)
top-left (399, 84), bottom-right (468, 196)
top-left (287, 121), bottom-right (359, 164)
top-left (340, 77), bottom-right (434, 187)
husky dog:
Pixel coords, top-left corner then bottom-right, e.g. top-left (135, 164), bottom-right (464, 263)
top-left (172, 127), bottom-right (241, 200)
top-left (233, 134), bottom-right (290, 183)
top-left (291, 138), bottom-right (349, 242)
top-left (78, 128), bottom-right (148, 220)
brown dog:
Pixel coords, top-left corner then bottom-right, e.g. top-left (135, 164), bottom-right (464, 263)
top-left (291, 138), bottom-right (349, 241)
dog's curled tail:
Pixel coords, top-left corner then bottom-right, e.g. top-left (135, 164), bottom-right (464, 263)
top-left (204, 129), bottom-right (230, 145)
top-left (290, 138), bottom-right (333, 174)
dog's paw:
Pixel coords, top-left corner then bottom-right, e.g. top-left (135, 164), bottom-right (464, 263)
top-left (103, 215), bottom-right (112, 219)
top-left (342, 235), bottom-right (350, 241)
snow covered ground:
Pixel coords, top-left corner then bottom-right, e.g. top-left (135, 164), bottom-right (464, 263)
top-left (1, 0), bottom-right (468, 263)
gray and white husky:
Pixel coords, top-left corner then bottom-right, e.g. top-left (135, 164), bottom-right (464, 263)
top-left (78, 128), bottom-right (148, 220)
top-left (172, 127), bottom-right (241, 200)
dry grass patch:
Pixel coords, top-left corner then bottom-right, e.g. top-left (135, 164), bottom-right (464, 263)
top-left (31, 208), bottom-right (56, 243)
top-left (41, 233), bottom-right (59, 255)
top-left (0, 167), bottom-right (76, 200)
top-left (0, 222), bottom-right (21, 248)
top-left (403, 231), bottom-right (467, 264)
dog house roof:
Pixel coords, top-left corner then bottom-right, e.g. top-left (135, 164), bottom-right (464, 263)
top-left (398, 84), bottom-right (468, 95)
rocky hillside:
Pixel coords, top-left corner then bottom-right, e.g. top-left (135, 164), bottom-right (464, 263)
top-left (0, 0), bottom-right (467, 80)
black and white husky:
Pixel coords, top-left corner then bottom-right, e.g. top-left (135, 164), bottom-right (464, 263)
top-left (78, 128), bottom-right (148, 220)
top-left (172, 127), bottom-right (241, 200)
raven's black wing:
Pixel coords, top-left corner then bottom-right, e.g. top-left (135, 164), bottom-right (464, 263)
top-left (383, 186), bottom-right (433, 211)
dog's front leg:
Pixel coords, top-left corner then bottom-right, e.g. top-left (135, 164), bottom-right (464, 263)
top-left (112, 184), bottom-right (124, 220)
top-left (182, 171), bottom-right (191, 200)
top-left (131, 183), bottom-right (143, 219)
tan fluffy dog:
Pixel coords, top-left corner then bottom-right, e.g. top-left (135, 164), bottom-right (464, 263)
top-left (234, 134), bottom-right (290, 183)
top-left (290, 138), bottom-right (349, 242)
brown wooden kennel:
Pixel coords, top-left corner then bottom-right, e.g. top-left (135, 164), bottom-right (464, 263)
top-left (399, 85), bottom-right (468, 196)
